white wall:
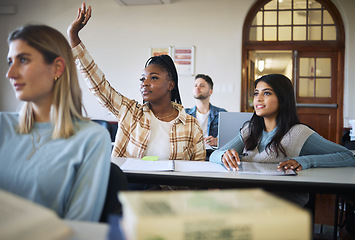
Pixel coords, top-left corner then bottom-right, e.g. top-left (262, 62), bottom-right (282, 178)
top-left (0, 0), bottom-right (354, 123)
top-left (333, 0), bottom-right (355, 126)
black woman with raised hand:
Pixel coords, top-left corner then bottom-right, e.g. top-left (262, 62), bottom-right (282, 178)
top-left (67, 3), bottom-right (205, 162)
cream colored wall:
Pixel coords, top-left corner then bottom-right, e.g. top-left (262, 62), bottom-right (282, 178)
top-left (333, 0), bottom-right (355, 126)
top-left (0, 0), bottom-right (253, 120)
top-left (0, 0), bottom-right (354, 123)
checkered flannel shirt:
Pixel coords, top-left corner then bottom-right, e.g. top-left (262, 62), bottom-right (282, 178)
top-left (72, 43), bottom-right (205, 161)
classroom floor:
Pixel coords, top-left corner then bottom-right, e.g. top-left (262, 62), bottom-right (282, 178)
top-left (313, 194), bottom-right (353, 240)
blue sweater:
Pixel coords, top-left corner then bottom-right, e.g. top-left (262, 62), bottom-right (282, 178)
top-left (0, 113), bottom-right (111, 221)
top-left (210, 126), bottom-right (355, 169)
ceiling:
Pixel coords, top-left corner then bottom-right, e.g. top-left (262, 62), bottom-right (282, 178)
top-left (114, 0), bottom-right (173, 6)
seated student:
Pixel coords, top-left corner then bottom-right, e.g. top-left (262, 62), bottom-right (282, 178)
top-left (0, 25), bottom-right (112, 221)
top-left (210, 74), bottom-right (355, 205)
top-left (185, 74), bottom-right (227, 159)
top-left (67, 3), bottom-right (205, 161)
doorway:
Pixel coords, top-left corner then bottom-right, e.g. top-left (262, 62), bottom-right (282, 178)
top-left (242, 0), bottom-right (345, 143)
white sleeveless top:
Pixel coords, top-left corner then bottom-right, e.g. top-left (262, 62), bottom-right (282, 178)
top-left (241, 124), bottom-right (315, 163)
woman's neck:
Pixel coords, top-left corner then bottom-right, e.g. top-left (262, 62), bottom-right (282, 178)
top-left (32, 102), bottom-right (52, 122)
top-left (263, 117), bottom-right (277, 132)
top-left (149, 102), bottom-right (177, 122)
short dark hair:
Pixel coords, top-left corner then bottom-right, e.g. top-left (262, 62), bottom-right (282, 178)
top-left (145, 55), bottom-right (182, 104)
top-left (195, 74), bottom-right (213, 89)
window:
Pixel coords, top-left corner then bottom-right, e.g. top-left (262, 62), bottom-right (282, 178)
top-left (249, 0), bottom-right (336, 41)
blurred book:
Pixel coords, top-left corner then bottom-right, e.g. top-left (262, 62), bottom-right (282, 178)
top-left (0, 189), bottom-right (72, 240)
top-left (119, 189), bottom-right (311, 240)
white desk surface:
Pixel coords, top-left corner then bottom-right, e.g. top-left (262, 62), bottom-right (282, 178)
top-left (112, 157), bottom-right (355, 194)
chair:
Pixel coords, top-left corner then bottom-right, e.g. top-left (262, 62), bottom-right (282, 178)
top-left (92, 119), bottom-right (118, 142)
top-left (333, 131), bottom-right (355, 238)
top-left (99, 163), bottom-right (128, 223)
top-left (341, 129), bottom-right (355, 150)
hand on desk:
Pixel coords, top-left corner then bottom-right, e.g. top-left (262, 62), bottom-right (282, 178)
top-left (221, 149), bottom-right (241, 171)
top-left (278, 159), bottom-right (303, 172)
top-left (204, 136), bottom-right (217, 147)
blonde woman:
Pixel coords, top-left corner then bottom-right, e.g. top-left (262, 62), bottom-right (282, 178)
top-left (0, 25), bottom-right (112, 221)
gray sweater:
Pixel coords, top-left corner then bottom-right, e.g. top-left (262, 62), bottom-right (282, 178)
top-left (210, 124), bottom-right (355, 169)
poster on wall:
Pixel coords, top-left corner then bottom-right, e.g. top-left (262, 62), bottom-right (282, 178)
top-left (172, 46), bottom-right (195, 76)
top-left (150, 47), bottom-right (172, 57)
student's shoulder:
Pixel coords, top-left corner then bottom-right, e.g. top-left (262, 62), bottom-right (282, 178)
top-left (184, 106), bottom-right (195, 115)
top-left (210, 104), bottom-right (227, 112)
top-left (185, 113), bottom-right (198, 122)
top-left (0, 112), bottom-right (19, 125)
top-left (286, 124), bottom-right (316, 142)
top-left (185, 114), bottom-right (203, 132)
top-left (184, 107), bottom-right (192, 112)
top-left (290, 124), bottom-right (315, 134)
top-left (0, 112), bottom-right (18, 118)
top-left (76, 119), bottom-right (111, 140)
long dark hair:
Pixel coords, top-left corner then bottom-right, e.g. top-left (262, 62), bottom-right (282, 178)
top-left (244, 74), bottom-right (300, 157)
top-left (145, 55), bottom-right (182, 104)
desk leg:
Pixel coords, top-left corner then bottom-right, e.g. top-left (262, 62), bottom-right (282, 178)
top-left (306, 193), bottom-right (316, 238)
top-left (333, 194), bottom-right (340, 240)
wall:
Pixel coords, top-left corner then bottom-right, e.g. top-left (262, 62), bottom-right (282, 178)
top-left (0, 0), bottom-right (253, 120)
top-left (333, 0), bottom-right (355, 126)
top-left (0, 0), bottom-right (354, 123)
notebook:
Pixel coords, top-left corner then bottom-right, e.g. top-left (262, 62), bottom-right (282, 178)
top-left (217, 112), bottom-right (253, 148)
top-left (119, 158), bottom-right (227, 172)
top-left (238, 162), bottom-right (297, 175)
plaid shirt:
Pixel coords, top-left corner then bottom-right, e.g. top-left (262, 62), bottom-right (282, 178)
top-left (72, 43), bottom-right (205, 161)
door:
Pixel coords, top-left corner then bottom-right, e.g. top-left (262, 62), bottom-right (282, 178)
top-left (295, 50), bottom-right (340, 142)
top-left (242, 0), bottom-right (345, 143)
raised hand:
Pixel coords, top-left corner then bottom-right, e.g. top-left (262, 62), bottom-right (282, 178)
top-left (67, 2), bottom-right (92, 48)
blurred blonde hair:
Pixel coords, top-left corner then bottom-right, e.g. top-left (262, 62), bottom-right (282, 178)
top-left (8, 24), bottom-right (87, 138)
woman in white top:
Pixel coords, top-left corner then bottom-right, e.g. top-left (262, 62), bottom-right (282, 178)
top-left (67, 3), bottom-right (205, 161)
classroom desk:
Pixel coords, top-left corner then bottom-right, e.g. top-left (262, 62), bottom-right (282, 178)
top-left (112, 157), bottom-right (355, 195)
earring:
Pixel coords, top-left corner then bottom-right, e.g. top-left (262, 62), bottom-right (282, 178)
top-left (54, 76), bottom-right (58, 81)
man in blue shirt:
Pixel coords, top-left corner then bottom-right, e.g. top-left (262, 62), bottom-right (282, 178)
top-left (185, 74), bottom-right (227, 158)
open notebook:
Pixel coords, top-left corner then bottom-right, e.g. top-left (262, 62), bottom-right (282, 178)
top-left (117, 158), bottom-right (296, 175)
top-left (119, 158), bottom-right (227, 173)
top-left (238, 162), bottom-right (297, 175)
